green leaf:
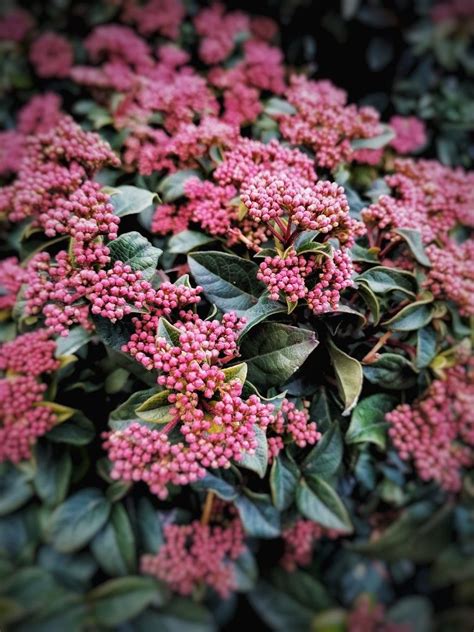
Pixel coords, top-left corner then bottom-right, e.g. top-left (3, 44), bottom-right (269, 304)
top-left (91, 504), bottom-right (136, 576)
top-left (192, 472), bottom-right (239, 502)
top-left (271, 568), bottom-right (333, 612)
top-left (135, 389), bottom-right (173, 424)
top-left (54, 327), bottom-right (91, 357)
top-left (92, 315), bottom-right (135, 352)
top-left (222, 362), bottom-right (248, 385)
top-left (357, 281), bottom-right (381, 324)
top-left (350, 243), bottom-right (379, 263)
top-left (416, 327), bottom-right (437, 369)
top-left (296, 476), bottom-right (353, 533)
top-left (157, 317), bottom-right (182, 346)
top-left (302, 423), bottom-right (343, 478)
top-left (109, 185), bottom-right (157, 218)
top-left (105, 368), bottom-right (129, 394)
top-left (364, 353), bottom-right (417, 389)
top-left (132, 598), bottom-right (215, 632)
top-left (351, 124), bottom-right (394, 149)
top-left (383, 298), bottom-right (434, 331)
top-left (240, 323), bottom-right (318, 390)
top-left (33, 444), bottom-right (72, 507)
top-left (47, 489), bottom-right (111, 553)
top-left (46, 412), bottom-right (95, 445)
top-left (109, 388), bottom-right (157, 430)
top-left (248, 580), bottom-right (315, 631)
top-left (387, 597), bottom-right (433, 632)
top-left (159, 169), bottom-right (200, 202)
top-left (0, 466), bottom-right (33, 517)
top-left (270, 455), bottom-right (299, 511)
top-left (188, 252), bottom-right (285, 334)
top-left (233, 549), bottom-right (258, 592)
top-left (239, 425), bottom-right (268, 478)
top-left (1, 567), bottom-right (59, 616)
top-left (347, 394), bottom-right (396, 449)
top-left (14, 596), bottom-right (87, 632)
top-left (235, 492), bottom-right (281, 538)
top-left (89, 576), bottom-right (165, 627)
top-left (168, 230), bottom-right (214, 254)
top-left (136, 499), bottom-right (164, 555)
top-left (356, 266), bottom-right (417, 296)
top-left (327, 340), bottom-right (363, 415)
top-left (351, 503), bottom-right (452, 562)
top-left (394, 228), bottom-right (431, 267)
top-left (264, 97), bottom-right (297, 116)
top-left (109, 231), bottom-right (162, 281)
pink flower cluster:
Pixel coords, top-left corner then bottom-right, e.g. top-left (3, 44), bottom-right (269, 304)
top-left (239, 168), bottom-right (360, 313)
top-left (0, 330), bottom-right (59, 463)
top-left (141, 514), bottom-right (245, 597)
top-left (0, 115), bottom-right (150, 335)
top-left (281, 519), bottom-right (340, 571)
top-left (121, 0), bottom-right (185, 39)
top-left (106, 312), bottom-right (275, 497)
top-left (275, 76), bottom-right (384, 169)
top-left (347, 595), bottom-right (410, 632)
top-left (387, 360), bottom-right (474, 492)
top-left (29, 32), bottom-right (74, 78)
top-left (194, 4), bottom-right (250, 65)
top-left (0, 8), bottom-right (33, 42)
top-left (0, 257), bottom-right (27, 311)
top-left (362, 158), bottom-right (474, 247)
top-left (424, 240), bottom-right (474, 316)
top-left (389, 115), bottom-right (427, 154)
top-left (0, 329), bottom-right (60, 376)
top-left (268, 398), bottom-right (320, 461)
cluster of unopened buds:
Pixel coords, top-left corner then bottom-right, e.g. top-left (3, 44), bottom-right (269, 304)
top-left (141, 503), bottom-right (245, 597)
top-left (0, 330), bottom-right (60, 463)
top-left (105, 311), bottom-right (275, 498)
top-left (280, 519), bottom-right (340, 571)
top-left (386, 359), bottom-right (474, 492)
top-left (239, 170), bottom-right (363, 313)
top-left (268, 399), bottom-right (321, 461)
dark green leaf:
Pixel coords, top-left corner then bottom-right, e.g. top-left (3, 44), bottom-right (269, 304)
top-left (168, 230), bottom-right (214, 254)
top-left (302, 423), bottom-right (343, 478)
top-left (46, 412), bottom-right (95, 446)
top-left (188, 252), bottom-right (285, 333)
top-left (54, 327), bottom-right (91, 357)
top-left (0, 466), bottom-right (33, 516)
top-left (384, 298), bottom-right (434, 331)
top-left (91, 504), bottom-right (136, 576)
top-left (270, 455), bottom-right (299, 511)
top-left (296, 476), bottom-right (353, 533)
top-left (346, 394), bottom-right (397, 449)
top-left (327, 340), bottom-right (363, 415)
top-left (364, 354), bottom-right (417, 390)
top-left (235, 492), bottom-right (281, 538)
top-left (395, 228), bottom-right (431, 267)
top-left (159, 169), bottom-right (200, 202)
top-left (34, 444), bottom-right (72, 507)
top-left (356, 266), bottom-right (417, 296)
top-left (239, 425), bottom-right (268, 478)
top-left (416, 327), bottom-right (437, 369)
top-left (241, 323), bottom-right (318, 390)
top-left (109, 232), bottom-right (162, 281)
top-left (47, 489), bottom-right (111, 553)
top-left (135, 389), bottom-right (173, 424)
top-left (109, 185), bottom-right (157, 218)
top-left (89, 576), bottom-right (165, 627)
top-left (109, 388), bottom-right (157, 430)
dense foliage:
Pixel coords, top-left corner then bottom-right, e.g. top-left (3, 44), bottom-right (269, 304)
top-left (0, 1), bottom-right (473, 630)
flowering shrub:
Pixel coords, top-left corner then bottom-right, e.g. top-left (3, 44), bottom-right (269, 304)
top-left (0, 1), bottom-right (472, 630)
